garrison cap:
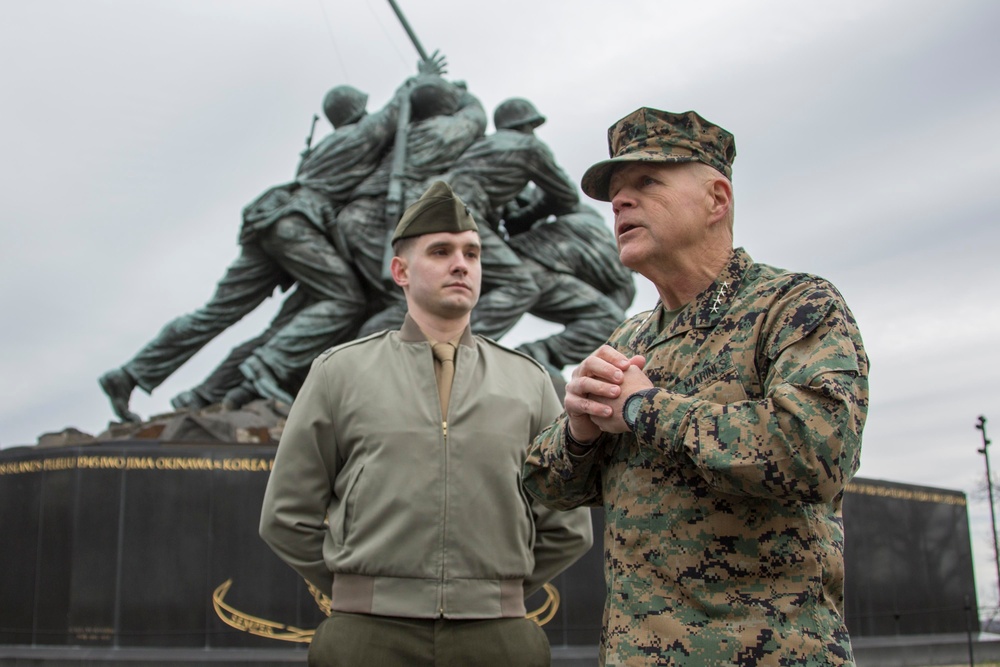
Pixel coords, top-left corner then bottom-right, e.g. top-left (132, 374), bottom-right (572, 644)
top-left (392, 180), bottom-right (479, 243)
top-left (581, 107), bottom-right (736, 201)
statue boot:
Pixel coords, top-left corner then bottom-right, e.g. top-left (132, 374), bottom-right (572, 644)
top-left (222, 382), bottom-right (259, 412)
top-left (98, 368), bottom-right (142, 423)
top-left (239, 357), bottom-right (294, 405)
top-left (171, 389), bottom-right (211, 412)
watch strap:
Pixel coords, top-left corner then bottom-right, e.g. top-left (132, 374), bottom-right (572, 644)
top-left (565, 425), bottom-right (598, 452)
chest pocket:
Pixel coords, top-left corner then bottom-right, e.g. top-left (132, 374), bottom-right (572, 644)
top-left (670, 350), bottom-right (749, 403)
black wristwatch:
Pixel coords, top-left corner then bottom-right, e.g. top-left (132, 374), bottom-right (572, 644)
top-left (622, 391), bottom-right (646, 431)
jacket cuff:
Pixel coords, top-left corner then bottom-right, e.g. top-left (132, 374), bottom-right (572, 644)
top-left (631, 387), bottom-right (696, 456)
top-left (565, 426), bottom-right (601, 459)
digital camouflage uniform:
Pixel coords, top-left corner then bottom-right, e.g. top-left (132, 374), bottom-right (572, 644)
top-left (523, 248), bottom-right (869, 666)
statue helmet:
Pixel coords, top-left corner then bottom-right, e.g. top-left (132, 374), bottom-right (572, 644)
top-left (409, 76), bottom-right (462, 121)
top-left (494, 98), bottom-right (546, 131)
top-left (323, 85), bottom-right (369, 129)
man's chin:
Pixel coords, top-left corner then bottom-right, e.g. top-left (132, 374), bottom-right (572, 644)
top-left (436, 298), bottom-right (476, 319)
top-left (617, 248), bottom-right (644, 272)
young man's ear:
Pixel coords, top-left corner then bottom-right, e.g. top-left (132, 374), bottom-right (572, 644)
top-left (390, 255), bottom-right (409, 288)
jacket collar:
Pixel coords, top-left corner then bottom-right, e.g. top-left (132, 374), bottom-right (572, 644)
top-left (399, 313), bottom-right (474, 348)
top-left (629, 248), bottom-right (754, 350)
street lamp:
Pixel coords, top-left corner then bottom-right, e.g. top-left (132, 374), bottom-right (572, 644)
top-left (977, 415), bottom-right (1000, 605)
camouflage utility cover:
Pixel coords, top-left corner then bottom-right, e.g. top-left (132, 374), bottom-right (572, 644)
top-left (581, 107), bottom-right (737, 202)
top-left (523, 248), bottom-right (869, 666)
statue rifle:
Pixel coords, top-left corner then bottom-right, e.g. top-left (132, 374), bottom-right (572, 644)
top-left (300, 113), bottom-right (319, 158)
top-left (380, 91), bottom-right (412, 282)
top-left (380, 0), bottom-right (433, 281)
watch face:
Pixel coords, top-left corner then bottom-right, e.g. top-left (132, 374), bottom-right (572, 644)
top-left (624, 392), bottom-right (643, 427)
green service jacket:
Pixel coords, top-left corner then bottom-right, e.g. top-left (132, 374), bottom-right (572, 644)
top-left (523, 248), bottom-right (869, 666)
top-left (261, 317), bottom-right (592, 619)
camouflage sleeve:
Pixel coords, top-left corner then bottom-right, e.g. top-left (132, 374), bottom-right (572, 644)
top-left (630, 285), bottom-right (868, 504)
top-left (522, 415), bottom-right (610, 511)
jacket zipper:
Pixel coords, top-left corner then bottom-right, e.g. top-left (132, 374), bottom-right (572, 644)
top-left (439, 416), bottom-right (448, 616)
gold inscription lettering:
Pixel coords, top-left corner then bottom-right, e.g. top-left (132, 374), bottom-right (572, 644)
top-left (220, 458), bottom-right (274, 472)
top-left (0, 459), bottom-right (43, 475)
top-left (77, 456), bottom-right (126, 469)
top-left (0, 455), bottom-right (275, 475)
top-left (155, 457), bottom-right (214, 471)
top-left (847, 482), bottom-right (966, 506)
top-left (126, 457), bottom-right (156, 470)
top-left (212, 579), bottom-right (315, 643)
top-left (42, 457), bottom-right (77, 471)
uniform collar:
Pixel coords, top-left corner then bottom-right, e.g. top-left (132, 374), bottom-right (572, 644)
top-left (399, 313), bottom-right (475, 348)
top-left (675, 247), bottom-right (752, 330)
top-left (631, 248), bottom-right (754, 349)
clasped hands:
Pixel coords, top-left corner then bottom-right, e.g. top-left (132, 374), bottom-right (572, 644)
top-left (565, 345), bottom-right (653, 446)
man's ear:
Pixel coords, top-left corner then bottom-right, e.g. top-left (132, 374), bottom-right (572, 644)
top-left (706, 176), bottom-right (732, 225)
top-left (390, 255), bottom-right (409, 288)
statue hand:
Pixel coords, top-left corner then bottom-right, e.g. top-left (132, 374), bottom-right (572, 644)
top-left (419, 49), bottom-right (448, 76)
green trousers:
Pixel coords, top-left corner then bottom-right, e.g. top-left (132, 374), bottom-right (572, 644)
top-left (307, 612), bottom-right (551, 666)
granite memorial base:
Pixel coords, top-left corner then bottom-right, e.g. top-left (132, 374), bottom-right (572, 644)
top-left (0, 439), bottom-right (603, 666)
top-left (0, 411), bottom-right (985, 666)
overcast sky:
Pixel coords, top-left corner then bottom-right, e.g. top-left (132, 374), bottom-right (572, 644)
top-left (2, 0), bottom-right (999, 607)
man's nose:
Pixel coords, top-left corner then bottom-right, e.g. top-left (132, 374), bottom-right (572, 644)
top-left (611, 190), bottom-right (634, 216)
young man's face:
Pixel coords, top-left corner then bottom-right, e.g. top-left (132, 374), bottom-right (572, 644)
top-left (394, 230), bottom-right (482, 322)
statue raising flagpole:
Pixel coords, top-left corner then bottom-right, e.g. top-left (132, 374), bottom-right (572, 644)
top-left (95, 0), bottom-right (631, 428)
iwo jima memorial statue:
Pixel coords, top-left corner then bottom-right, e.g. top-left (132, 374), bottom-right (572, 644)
top-left (0, 3), bottom-right (630, 659)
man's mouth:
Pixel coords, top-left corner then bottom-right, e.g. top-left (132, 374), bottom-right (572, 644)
top-left (617, 222), bottom-right (639, 237)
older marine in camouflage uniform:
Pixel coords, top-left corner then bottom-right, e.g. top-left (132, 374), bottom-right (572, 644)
top-left (522, 108), bottom-right (869, 666)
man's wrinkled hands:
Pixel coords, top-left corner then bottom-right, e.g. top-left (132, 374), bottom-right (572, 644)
top-left (564, 346), bottom-right (650, 443)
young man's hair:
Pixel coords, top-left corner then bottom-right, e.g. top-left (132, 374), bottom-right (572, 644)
top-left (392, 236), bottom-right (418, 258)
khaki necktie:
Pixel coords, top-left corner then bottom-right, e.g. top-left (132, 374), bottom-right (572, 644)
top-left (432, 342), bottom-right (456, 416)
